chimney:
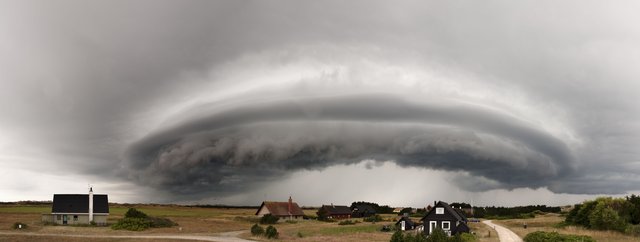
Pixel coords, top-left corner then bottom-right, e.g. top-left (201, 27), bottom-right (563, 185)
top-left (89, 187), bottom-right (94, 222)
top-left (288, 196), bottom-right (293, 220)
top-left (331, 203), bottom-right (334, 208)
top-left (434, 201), bottom-right (437, 206)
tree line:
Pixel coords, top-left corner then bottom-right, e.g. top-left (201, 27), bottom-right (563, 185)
top-left (565, 195), bottom-right (640, 235)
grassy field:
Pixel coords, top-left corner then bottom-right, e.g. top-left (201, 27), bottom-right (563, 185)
top-left (0, 204), bottom-right (502, 242)
top-left (493, 213), bottom-right (640, 242)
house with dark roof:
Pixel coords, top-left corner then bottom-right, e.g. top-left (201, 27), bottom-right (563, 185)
top-left (255, 196), bottom-right (305, 220)
top-left (420, 201), bottom-right (469, 236)
top-left (41, 187), bottom-right (109, 225)
top-left (351, 204), bottom-right (376, 218)
top-left (317, 204), bottom-right (352, 220)
top-left (396, 216), bottom-right (416, 231)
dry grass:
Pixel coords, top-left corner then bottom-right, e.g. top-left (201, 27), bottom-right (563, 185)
top-left (0, 234), bottom-right (186, 242)
top-left (468, 220), bottom-right (499, 242)
top-left (493, 213), bottom-right (640, 242)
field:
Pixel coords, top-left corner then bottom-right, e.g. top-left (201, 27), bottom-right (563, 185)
top-left (0, 204), bottom-right (502, 242)
top-left (494, 213), bottom-right (640, 242)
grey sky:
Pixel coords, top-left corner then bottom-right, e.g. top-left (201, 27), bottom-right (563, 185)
top-left (1, 1), bottom-right (639, 207)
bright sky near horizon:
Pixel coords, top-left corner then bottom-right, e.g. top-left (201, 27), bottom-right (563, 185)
top-left (1, 1), bottom-right (639, 207)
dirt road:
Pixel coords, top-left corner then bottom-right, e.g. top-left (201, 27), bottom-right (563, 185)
top-left (0, 230), bottom-right (253, 242)
top-left (482, 220), bottom-right (523, 242)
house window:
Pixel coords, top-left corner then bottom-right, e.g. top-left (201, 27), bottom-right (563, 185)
top-left (442, 221), bottom-right (450, 230)
top-left (435, 207), bottom-right (444, 214)
top-left (73, 215), bottom-right (78, 221)
top-left (57, 215), bottom-right (61, 220)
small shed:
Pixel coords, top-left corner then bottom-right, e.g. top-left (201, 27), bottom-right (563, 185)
top-left (396, 216), bottom-right (415, 231)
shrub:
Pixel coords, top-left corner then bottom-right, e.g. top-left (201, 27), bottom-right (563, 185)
top-left (148, 216), bottom-right (178, 228)
top-left (390, 230), bottom-right (404, 242)
top-left (111, 218), bottom-right (151, 231)
top-left (265, 225), bottom-right (279, 239)
top-left (124, 208), bottom-right (148, 219)
top-left (250, 224), bottom-right (264, 236)
top-left (260, 214), bottom-right (279, 224)
top-left (426, 228), bottom-right (448, 242)
top-left (338, 220), bottom-right (358, 225)
top-left (523, 231), bottom-right (595, 242)
top-left (297, 231), bottom-right (303, 238)
top-left (12, 222), bottom-right (27, 229)
top-left (364, 214), bottom-right (383, 222)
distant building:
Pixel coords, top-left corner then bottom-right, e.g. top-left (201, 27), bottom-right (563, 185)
top-left (318, 204), bottom-right (352, 220)
top-left (393, 207), bottom-right (404, 213)
top-left (351, 204), bottom-right (376, 218)
top-left (396, 216), bottom-right (416, 231)
top-left (41, 187), bottom-right (109, 225)
top-left (256, 196), bottom-right (304, 220)
top-left (421, 201), bottom-right (469, 236)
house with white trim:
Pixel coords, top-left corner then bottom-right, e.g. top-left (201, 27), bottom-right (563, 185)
top-left (41, 187), bottom-right (109, 225)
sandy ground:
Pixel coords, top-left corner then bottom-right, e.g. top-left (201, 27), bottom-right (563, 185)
top-left (482, 220), bottom-right (522, 242)
top-left (0, 230), bottom-right (253, 242)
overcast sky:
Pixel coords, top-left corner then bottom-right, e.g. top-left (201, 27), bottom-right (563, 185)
top-left (1, 1), bottom-right (639, 207)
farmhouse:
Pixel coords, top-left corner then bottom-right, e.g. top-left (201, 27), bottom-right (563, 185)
top-left (256, 196), bottom-right (304, 220)
top-left (421, 201), bottom-right (469, 236)
top-left (41, 187), bottom-right (109, 225)
top-left (318, 204), bottom-right (352, 219)
top-left (351, 204), bottom-right (376, 218)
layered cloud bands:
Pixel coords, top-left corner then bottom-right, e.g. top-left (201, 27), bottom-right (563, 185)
top-left (123, 52), bottom-right (577, 196)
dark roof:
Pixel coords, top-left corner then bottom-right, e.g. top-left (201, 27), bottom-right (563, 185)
top-left (420, 201), bottom-right (464, 222)
top-left (320, 205), bottom-right (351, 215)
top-left (453, 208), bottom-right (468, 221)
top-left (52, 194), bottom-right (109, 213)
top-left (352, 204), bottom-right (376, 213)
top-left (395, 216), bottom-right (415, 227)
top-left (256, 201), bottom-right (304, 216)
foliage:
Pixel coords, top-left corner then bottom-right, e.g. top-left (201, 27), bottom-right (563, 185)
top-left (472, 205), bottom-right (561, 219)
top-left (265, 225), bottom-right (279, 239)
top-left (112, 208), bottom-right (177, 231)
top-left (565, 196), bottom-right (640, 233)
top-left (260, 214), bottom-right (279, 224)
top-left (124, 208), bottom-right (148, 219)
top-left (111, 218), bottom-right (151, 231)
top-left (338, 220), bottom-right (359, 225)
top-left (351, 201), bottom-right (395, 214)
top-left (251, 224), bottom-right (264, 236)
top-left (297, 231), bottom-right (304, 238)
top-left (426, 228), bottom-right (449, 242)
top-left (317, 207), bottom-right (329, 221)
top-left (12, 222), bottom-right (27, 229)
top-left (523, 231), bottom-right (595, 242)
top-left (398, 208), bottom-right (414, 216)
top-left (390, 230), bottom-right (404, 242)
top-left (364, 214), bottom-right (384, 222)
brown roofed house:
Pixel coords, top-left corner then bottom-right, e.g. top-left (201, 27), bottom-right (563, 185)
top-left (256, 196), bottom-right (304, 220)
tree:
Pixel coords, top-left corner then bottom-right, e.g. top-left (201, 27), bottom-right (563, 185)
top-left (260, 214), bottom-right (279, 224)
top-left (251, 224), bottom-right (264, 236)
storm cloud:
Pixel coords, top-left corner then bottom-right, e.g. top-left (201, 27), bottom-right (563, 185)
top-left (1, 0), bottom-right (639, 204)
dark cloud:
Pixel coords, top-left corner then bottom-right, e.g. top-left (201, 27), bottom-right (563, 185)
top-left (123, 94), bottom-right (575, 197)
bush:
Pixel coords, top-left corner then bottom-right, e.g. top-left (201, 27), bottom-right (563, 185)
top-left (12, 222), bottom-right (27, 229)
top-left (390, 230), bottom-right (404, 242)
top-left (265, 225), bottom-right (279, 239)
top-left (260, 214), bottom-right (279, 224)
top-left (124, 208), bottom-right (148, 219)
top-left (523, 231), bottom-right (595, 242)
top-left (251, 224), bottom-right (264, 236)
top-left (297, 231), bottom-right (304, 238)
top-left (338, 220), bottom-right (358, 225)
top-left (111, 218), bottom-right (151, 231)
top-left (364, 214), bottom-right (383, 222)
top-left (147, 216), bottom-right (178, 228)
top-left (426, 228), bottom-right (448, 242)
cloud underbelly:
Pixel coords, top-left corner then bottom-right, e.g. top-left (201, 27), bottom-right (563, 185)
top-left (124, 94), bottom-right (574, 195)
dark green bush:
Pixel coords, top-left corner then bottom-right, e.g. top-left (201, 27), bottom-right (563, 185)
top-left (12, 222), bottom-right (27, 229)
top-left (251, 224), bottom-right (264, 236)
top-left (338, 220), bottom-right (358, 225)
top-left (523, 231), bottom-right (595, 242)
top-left (265, 225), bottom-right (279, 239)
top-left (147, 216), bottom-right (178, 228)
top-left (260, 214), bottom-right (279, 224)
top-left (111, 218), bottom-right (151, 231)
top-left (426, 228), bottom-right (448, 242)
top-left (390, 230), bottom-right (404, 242)
top-left (364, 214), bottom-right (383, 222)
top-left (124, 208), bottom-right (148, 219)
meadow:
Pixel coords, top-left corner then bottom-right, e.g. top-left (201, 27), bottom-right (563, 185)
top-left (0, 204), bottom-right (504, 242)
top-left (494, 213), bottom-right (640, 242)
